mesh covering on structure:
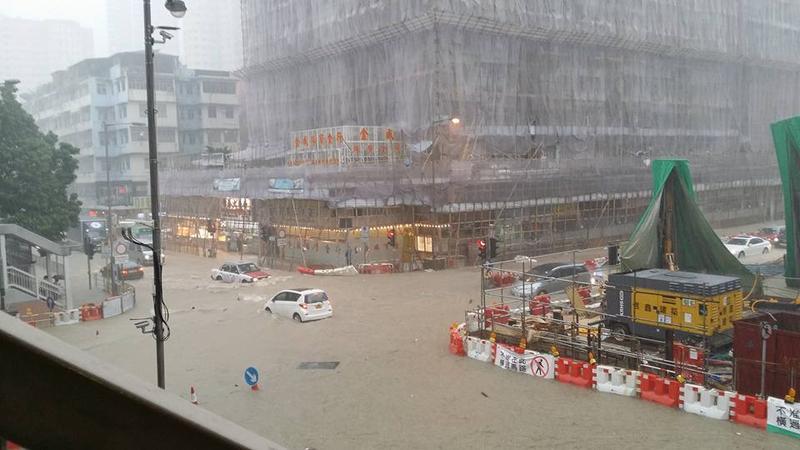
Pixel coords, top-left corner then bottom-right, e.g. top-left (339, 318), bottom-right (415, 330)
top-left (158, 1), bottom-right (799, 264)
top-left (621, 159), bottom-right (758, 291)
top-left (771, 117), bottom-right (800, 287)
top-left (239, 0), bottom-right (800, 160)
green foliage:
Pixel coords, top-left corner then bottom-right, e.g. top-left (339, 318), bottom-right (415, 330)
top-left (0, 82), bottom-right (81, 241)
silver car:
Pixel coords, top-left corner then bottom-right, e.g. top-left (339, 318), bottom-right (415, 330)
top-left (510, 263), bottom-right (591, 298)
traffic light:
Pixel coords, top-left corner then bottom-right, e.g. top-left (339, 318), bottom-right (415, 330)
top-left (260, 224), bottom-right (269, 242)
top-left (489, 237), bottom-right (498, 259)
top-left (477, 239), bottom-right (486, 260)
top-left (84, 236), bottom-right (97, 259)
top-left (387, 228), bottom-right (396, 248)
top-left (207, 219), bottom-right (216, 234)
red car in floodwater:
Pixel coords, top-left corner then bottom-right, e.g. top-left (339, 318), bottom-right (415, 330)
top-left (754, 226), bottom-right (785, 244)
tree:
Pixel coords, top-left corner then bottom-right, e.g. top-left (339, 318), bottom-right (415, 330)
top-left (0, 81), bottom-right (81, 241)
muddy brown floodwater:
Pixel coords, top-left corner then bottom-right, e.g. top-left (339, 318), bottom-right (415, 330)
top-left (49, 246), bottom-right (796, 449)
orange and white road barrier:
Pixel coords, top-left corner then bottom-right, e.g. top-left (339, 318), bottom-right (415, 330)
top-left (680, 384), bottom-right (735, 420)
top-left (639, 373), bottom-right (681, 408)
top-left (732, 394), bottom-right (767, 429)
top-left (595, 365), bottom-right (639, 397)
top-left (465, 336), bottom-right (494, 362)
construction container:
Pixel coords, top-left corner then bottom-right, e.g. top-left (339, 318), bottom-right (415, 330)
top-left (606, 269), bottom-right (743, 340)
top-left (734, 312), bottom-right (800, 398)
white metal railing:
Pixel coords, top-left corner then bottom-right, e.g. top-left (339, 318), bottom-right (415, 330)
top-left (7, 266), bottom-right (65, 309)
top-left (7, 266), bottom-right (37, 297)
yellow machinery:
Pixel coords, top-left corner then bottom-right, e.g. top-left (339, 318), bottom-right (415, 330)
top-left (605, 269), bottom-right (743, 339)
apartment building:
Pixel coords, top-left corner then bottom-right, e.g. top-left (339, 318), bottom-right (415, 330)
top-left (24, 52), bottom-right (239, 211)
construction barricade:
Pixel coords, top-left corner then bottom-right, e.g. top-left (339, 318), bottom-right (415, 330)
top-left (79, 303), bottom-right (102, 321)
top-left (488, 271), bottom-right (516, 287)
top-left (102, 296), bottom-right (123, 319)
top-left (357, 263), bottom-right (394, 274)
top-left (767, 397), bottom-right (800, 439)
top-left (18, 310), bottom-right (53, 328)
top-left (680, 384), bottom-right (735, 420)
top-left (484, 304), bottom-right (510, 328)
top-left (448, 325), bottom-right (465, 356)
top-left (528, 294), bottom-right (551, 316)
top-left (555, 357), bottom-right (594, 389)
top-left (465, 336), bottom-right (494, 363)
top-left (527, 350), bottom-right (555, 379)
top-left (54, 308), bottom-right (81, 326)
top-left (594, 365), bottom-right (639, 397)
top-left (639, 373), bottom-right (681, 408)
top-left (732, 394), bottom-right (767, 429)
top-left (494, 345), bottom-right (555, 379)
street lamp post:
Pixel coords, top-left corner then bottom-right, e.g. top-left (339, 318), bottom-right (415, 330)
top-left (142, 0), bottom-right (186, 390)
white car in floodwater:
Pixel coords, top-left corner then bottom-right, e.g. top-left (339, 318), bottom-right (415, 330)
top-left (724, 236), bottom-right (771, 259)
top-left (264, 288), bottom-right (333, 322)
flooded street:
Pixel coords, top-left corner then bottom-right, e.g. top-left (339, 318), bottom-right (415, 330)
top-left (48, 244), bottom-right (795, 449)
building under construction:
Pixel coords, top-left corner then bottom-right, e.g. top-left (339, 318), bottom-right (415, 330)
top-left (160, 0), bottom-right (796, 268)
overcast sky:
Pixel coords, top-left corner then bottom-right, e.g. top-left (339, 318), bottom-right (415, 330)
top-left (3, 0), bottom-right (108, 54)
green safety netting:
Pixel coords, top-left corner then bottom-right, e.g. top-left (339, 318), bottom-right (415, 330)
top-left (620, 159), bottom-right (758, 292)
top-left (771, 118), bottom-right (800, 288)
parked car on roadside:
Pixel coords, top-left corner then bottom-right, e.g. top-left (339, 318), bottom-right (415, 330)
top-left (724, 236), bottom-right (771, 259)
top-left (264, 288), bottom-right (333, 322)
top-left (755, 226), bottom-right (785, 244)
top-left (510, 262), bottom-right (591, 298)
top-left (211, 262), bottom-right (270, 283)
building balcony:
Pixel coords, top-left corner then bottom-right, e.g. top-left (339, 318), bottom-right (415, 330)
top-left (75, 172), bottom-right (97, 184)
top-left (203, 117), bottom-right (238, 129)
top-left (100, 141), bottom-right (178, 156)
top-left (128, 88), bottom-right (176, 103)
top-left (199, 92), bottom-right (238, 105)
top-left (98, 170), bottom-right (152, 184)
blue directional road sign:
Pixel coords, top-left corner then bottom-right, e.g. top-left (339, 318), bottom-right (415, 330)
top-left (244, 366), bottom-right (259, 386)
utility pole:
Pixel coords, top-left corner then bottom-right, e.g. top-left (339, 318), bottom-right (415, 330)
top-left (103, 122), bottom-right (118, 296)
top-left (142, 0), bottom-right (186, 390)
top-left (143, 0), bottom-right (166, 389)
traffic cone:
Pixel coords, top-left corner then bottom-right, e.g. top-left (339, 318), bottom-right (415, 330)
top-left (251, 383), bottom-right (260, 391)
top-left (190, 385), bottom-right (198, 405)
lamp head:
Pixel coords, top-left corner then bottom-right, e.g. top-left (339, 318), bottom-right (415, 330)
top-left (165, 0), bottom-right (187, 18)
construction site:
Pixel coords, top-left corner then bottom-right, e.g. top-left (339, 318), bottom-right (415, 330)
top-left (158, 0), bottom-right (795, 270)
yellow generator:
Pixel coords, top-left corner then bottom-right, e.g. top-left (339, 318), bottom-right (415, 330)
top-left (605, 269), bottom-right (743, 341)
